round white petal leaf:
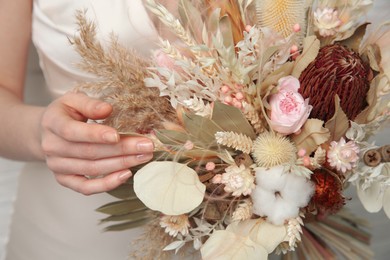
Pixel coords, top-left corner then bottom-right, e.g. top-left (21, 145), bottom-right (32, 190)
top-left (134, 161), bottom-right (205, 215)
top-left (227, 219), bottom-right (287, 253)
top-left (356, 182), bottom-right (384, 213)
top-left (201, 230), bottom-right (268, 260)
top-left (382, 188), bottom-right (390, 219)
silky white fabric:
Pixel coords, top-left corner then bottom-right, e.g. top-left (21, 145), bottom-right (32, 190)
top-left (6, 1), bottom-right (159, 259)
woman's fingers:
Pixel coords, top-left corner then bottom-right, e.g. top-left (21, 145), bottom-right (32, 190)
top-left (54, 169), bottom-right (133, 195)
top-left (47, 152), bottom-right (153, 177)
top-left (42, 135), bottom-right (154, 160)
top-left (41, 92), bottom-right (118, 144)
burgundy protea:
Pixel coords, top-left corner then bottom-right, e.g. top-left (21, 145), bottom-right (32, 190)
top-left (299, 44), bottom-right (371, 122)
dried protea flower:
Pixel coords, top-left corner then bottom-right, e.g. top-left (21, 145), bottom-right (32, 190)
top-left (310, 169), bottom-right (345, 217)
top-left (299, 44), bottom-right (371, 122)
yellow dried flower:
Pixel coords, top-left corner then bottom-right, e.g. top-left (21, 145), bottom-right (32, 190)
top-left (252, 132), bottom-right (297, 167)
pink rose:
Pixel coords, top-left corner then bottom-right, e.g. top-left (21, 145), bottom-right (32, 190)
top-left (268, 76), bottom-right (312, 135)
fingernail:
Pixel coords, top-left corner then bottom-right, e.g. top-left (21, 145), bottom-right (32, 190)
top-left (136, 153), bottom-right (153, 162)
top-left (96, 102), bottom-right (110, 110)
top-left (102, 132), bottom-right (119, 143)
top-left (137, 140), bottom-right (154, 152)
top-left (118, 170), bottom-right (132, 181)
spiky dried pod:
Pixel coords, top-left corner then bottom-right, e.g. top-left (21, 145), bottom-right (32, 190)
top-left (299, 44), bottom-right (371, 122)
top-left (215, 131), bottom-right (253, 154)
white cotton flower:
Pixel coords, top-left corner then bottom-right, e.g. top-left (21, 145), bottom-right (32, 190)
top-left (327, 137), bottom-right (360, 173)
top-left (160, 214), bottom-right (191, 237)
top-left (314, 7), bottom-right (342, 37)
top-left (221, 164), bottom-right (255, 196)
top-left (251, 165), bottom-right (314, 225)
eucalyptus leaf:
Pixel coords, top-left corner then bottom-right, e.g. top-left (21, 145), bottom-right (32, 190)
top-left (96, 199), bottom-right (147, 216)
top-left (212, 102), bottom-right (256, 139)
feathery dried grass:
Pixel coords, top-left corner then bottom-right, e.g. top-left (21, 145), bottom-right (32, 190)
top-left (130, 218), bottom-right (200, 260)
top-left (71, 10), bottom-right (178, 133)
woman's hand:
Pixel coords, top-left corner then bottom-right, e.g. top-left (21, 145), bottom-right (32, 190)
top-left (40, 91), bottom-right (154, 195)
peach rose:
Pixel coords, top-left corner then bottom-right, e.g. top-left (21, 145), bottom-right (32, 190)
top-left (268, 76), bottom-right (312, 135)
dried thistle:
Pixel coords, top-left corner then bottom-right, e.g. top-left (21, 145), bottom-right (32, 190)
top-left (252, 132), bottom-right (297, 168)
top-left (215, 131), bottom-right (253, 154)
top-left (256, 0), bottom-right (308, 39)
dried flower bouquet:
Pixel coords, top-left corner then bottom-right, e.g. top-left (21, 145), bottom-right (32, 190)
top-left (72, 0), bottom-right (390, 259)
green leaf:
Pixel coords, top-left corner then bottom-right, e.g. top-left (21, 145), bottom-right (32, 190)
top-left (96, 199), bottom-right (147, 215)
top-left (212, 102), bottom-right (256, 139)
top-left (155, 129), bottom-right (192, 146)
top-left (107, 182), bottom-right (136, 200)
top-left (103, 218), bottom-right (152, 232)
top-left (182, 112), bottom-right (223, 145)
top-left (100, 209), bottom-right (153, 223)
top-left (219, 15), bottom-right (234, 48)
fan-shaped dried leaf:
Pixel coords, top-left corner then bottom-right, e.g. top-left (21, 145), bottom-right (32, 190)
top-left (292, 36), bottom-right (320, 78)
top-left (200, 230), bottom-right (268, 260)
top-left (134, 161), bottom-right (206, 215)
top-left (226, 219), bottom-right (288, 253)
top-left (291, 119), bottom-right (330, 154)
top-left (325, 95), bottom-right (350, 141)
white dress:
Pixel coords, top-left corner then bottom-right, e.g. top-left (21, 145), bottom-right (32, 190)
top-left (6, 1), bottom-right (159, 259)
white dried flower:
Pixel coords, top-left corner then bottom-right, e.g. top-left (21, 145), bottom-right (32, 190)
top-left (221, 164), bottom-right (255, 196)
top-left (327, 137), bottom-right (360, 173)
top-left (314, 7), bottom-right (342, 37)
top-left (160, 214), bottom-right (190, 237)
top-left (232, 200), bottom-right (253, 221)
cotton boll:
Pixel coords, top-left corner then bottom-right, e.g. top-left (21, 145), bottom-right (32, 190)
top-left (283, 174), bottom-right (315, 207)
top-left (254, 166), bottom-right (287, 192)
top-left (267, 198), bottom-right (300, 226)
top-left (252, 185), bottom-right (300, 225)
top-left (252, 187), bottom-right (276, 217)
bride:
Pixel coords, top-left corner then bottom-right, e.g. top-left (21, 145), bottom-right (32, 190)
top-left (1, 0), bottom-right (165, 259)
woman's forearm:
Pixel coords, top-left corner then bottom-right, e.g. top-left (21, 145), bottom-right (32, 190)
top-left (0, 87), bottom-right (45, 161)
